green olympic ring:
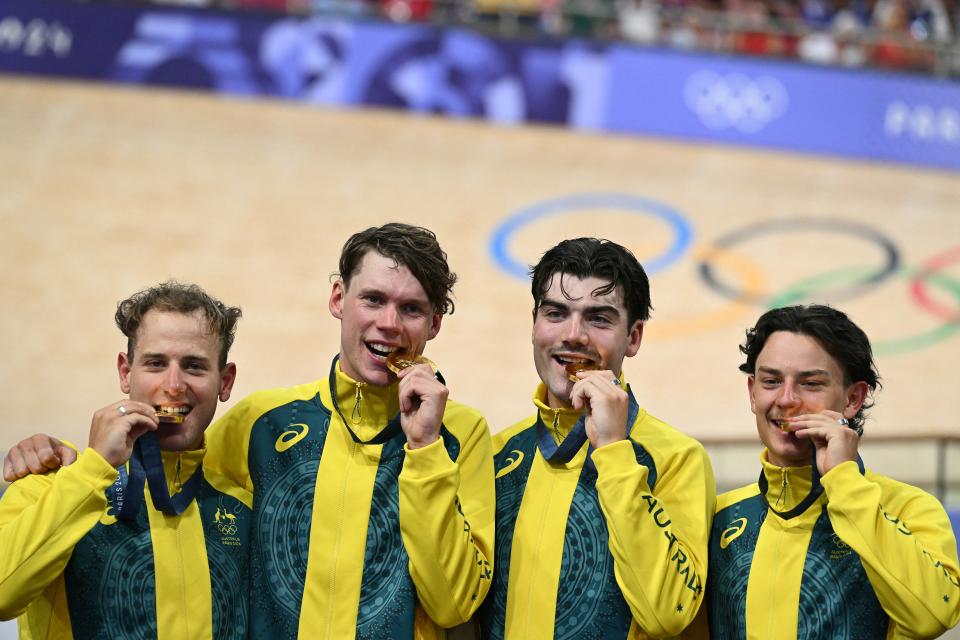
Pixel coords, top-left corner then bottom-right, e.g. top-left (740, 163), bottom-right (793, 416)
top-left (767, 265), bottom-right (960, 356)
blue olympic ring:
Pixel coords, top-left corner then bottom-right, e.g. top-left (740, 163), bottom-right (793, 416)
top-left (489, 193), bottom-right (695, 281)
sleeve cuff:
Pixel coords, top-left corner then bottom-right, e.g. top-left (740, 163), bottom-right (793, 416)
top-left (69, 448), bottom-right (120, 490)
top-left (820, 459), bottom-right (863, 495)
top-left (592, 439), bottom-right (642, 476)
top-left (402, 437), bottom-right (455, 480)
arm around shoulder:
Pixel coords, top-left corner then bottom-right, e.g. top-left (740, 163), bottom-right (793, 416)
top-left (0, 448), bottom-right (117, 618)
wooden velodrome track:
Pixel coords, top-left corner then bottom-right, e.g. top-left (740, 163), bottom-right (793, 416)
top-left (1, 74), bottom-right (958, 490)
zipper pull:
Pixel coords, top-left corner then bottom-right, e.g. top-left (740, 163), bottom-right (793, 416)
top-left (774, 469), bottom-right (787, 510)
top-left (174, 457), bottom-right (183, 493)
top-left (552, 409), bottom-right (563, 444)
top-left (351, 382), bottom-right (364, 424)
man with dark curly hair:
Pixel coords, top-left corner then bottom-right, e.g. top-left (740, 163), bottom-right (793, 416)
top-left (480, 237), bottom-right (715, 639)
top-left (699, 304), bottom-right (960, 639)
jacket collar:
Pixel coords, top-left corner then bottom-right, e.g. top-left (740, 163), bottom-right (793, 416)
top-left (759, 449), bottom-right (815, 515)
top-left (332, 359), bottom-right (401, 442)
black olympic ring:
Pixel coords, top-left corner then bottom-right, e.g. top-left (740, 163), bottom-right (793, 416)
top-left (697, 218), bottom-right (901, 304)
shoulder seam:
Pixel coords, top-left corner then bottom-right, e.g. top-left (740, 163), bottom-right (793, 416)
top-left (717, 483), bottom-right (761, 512)
top-left (492, 417), bottom-right (536, 453)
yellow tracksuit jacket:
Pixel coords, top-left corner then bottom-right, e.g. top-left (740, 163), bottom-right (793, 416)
top-left (202, 359), bottom-right (495, 640)
top-left (479, 381), bottom-right (716, 639)
top-left (697, 451), bottom-right (960, 639)
top-left (0, 447), bottom-right (250, 640)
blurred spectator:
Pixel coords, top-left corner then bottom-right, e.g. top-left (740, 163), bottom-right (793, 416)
top-left (800, 0), bottom-right (837, 27)
top-left (832, 7), bottom-right (869, 65)
top-left (381, 0), bottom-right (434, 21)
top-left (872, 0), bottom-right (926, 68)
top-left (726, 0), bottom-right (796, 55)
top-left (798, 26), bottom-right (841, 60)
top-left (619, 0), bottom-right (662, 43)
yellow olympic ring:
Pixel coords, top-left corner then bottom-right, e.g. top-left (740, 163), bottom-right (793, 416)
top-left (646, 244), bottom-right (766, 341)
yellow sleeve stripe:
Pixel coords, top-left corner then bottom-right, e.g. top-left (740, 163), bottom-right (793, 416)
top-left (717, 483), bottom-right (761, 512)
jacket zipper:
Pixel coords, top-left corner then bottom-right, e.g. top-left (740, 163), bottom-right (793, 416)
top-left (774, 467), bottom-right (788, 510)
top-left (351, 382), bottom-right (365, 424)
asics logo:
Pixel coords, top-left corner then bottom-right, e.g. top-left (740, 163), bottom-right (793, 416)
top-left (496, 450), bottom-right (525, 478)
top-left (720, 517), bottom-right (748, 549)
top-left (275, 423), bottom-right (309, 452)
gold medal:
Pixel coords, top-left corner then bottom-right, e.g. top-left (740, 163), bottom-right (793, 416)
top-left (155, 407), bottom-right (186, 424)
top-left (565, 361), bottom-right (600, 382)
top-left (386, 350), bottom-right (437, 375)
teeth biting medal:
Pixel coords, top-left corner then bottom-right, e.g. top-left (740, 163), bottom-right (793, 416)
top-left (155, 406), bottom-right (186, 424)
top-left (565, 361), bottom-right (600, 382)
top-left (386, 350), bottom-right (437, 375)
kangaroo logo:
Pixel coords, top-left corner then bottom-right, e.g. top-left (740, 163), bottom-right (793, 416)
top-left (214, 499), bottom-right (242, 537)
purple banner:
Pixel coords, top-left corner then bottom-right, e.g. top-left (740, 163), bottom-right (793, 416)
top-left (1, 0), bottom-right (957, 169)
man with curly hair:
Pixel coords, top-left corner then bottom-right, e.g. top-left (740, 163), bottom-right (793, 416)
top-left (699, 304), bottom-right (960, 639)
top-left (0, 281), bottom-right (247, 639)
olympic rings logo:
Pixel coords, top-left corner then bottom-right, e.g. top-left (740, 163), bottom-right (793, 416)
top-left (488, 194), bottom-right (960, 355)
top-left (489, 193), bottom-right (693, 280)
top-left (683, 71), bottom-right (789, 134)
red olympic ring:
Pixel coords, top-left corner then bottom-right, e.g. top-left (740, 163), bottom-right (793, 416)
top-left (909, 246), bottom-right (960, 322)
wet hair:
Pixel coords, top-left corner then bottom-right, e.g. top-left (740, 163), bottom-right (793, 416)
top-left (530, 238), bottom-right (652, 327)
top-left (739, 304), bottom-right (881, 433)
top-left (337, 223), bottom-right (456, 315)
top-left (115, 281), bottom-right (242, 370)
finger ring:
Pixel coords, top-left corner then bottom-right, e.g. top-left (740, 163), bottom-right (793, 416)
top-left (611, 378), bottom-right (621, 386)
top-left (118, 405), bottom-right (127, 416)
top-left (838, 417), bottom-right (849, 426)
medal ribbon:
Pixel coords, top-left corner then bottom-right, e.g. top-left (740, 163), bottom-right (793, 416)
top-left (115, 432), bottom-right (203, 520)
top-left (535, 385), bottom-right (640, 471)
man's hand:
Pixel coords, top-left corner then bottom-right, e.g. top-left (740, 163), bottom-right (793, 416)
top-left (397, 364), bottom-right (447, 450)
top-left (571, 370), bottom-right (629, 449)
top-left (785, 410), bottom-right (859, 475)
top-left (3, 434), bottom-right (79, 482)
top-left (88, 400), bottom-right (159, 468)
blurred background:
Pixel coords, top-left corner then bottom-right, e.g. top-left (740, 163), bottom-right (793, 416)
top-left (0, 0), bottom-right (958, 635)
